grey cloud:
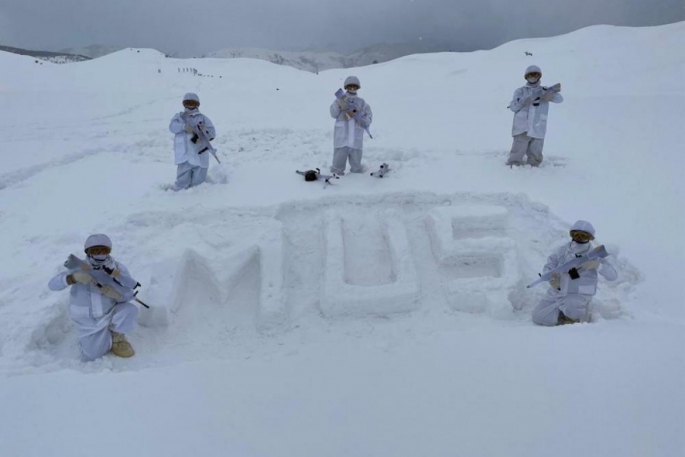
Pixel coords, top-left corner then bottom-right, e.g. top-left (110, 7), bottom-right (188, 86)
top-left (0, 0), bottom-right (682, 55)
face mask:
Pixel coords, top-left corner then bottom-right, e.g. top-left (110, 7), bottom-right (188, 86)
top-left (570, 241), bottom-right (591, 254)
top-left (526, 77), bottom-right (540, 84)
top-left (88, 254), bottom-right (110, 268)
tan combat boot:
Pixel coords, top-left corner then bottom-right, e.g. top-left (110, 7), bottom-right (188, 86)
top-left (558, 312), bottom-right (580, 326)
top-left (110, 331), bottom-right (135, 358)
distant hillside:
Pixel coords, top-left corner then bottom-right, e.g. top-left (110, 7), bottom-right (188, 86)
top-left (0, 45), bottom-right (90, 63)
top-left (203, 48), bottom-right (347, 73)
top-left (204, 42), bottom-right (451, 72)
top-left (2, 41), bottom-right (453, 70)
top-left (345, 42), bottom-right (453, 67)
top-left (59, 45), bottom-right (124, 59)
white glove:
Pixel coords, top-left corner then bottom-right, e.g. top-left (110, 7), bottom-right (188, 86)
top-left (580, 259), bottom-right (600, 270)
top-left (541, 92), bottom-right (555, 101)
top-left (549, 273), bottom-right (560, 290)
top-left (99, 285), bottom-right (122, 300)
top-left (71, 272), bottom-right (93, 285)
top-left (102, 259), bottom-right (121, 277)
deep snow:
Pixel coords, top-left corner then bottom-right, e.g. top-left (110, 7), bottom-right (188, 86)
top-left (0, 22), bottom-right (683, 457)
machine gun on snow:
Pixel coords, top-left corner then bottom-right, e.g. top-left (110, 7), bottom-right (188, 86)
top-left (370, 163), bottom-right (391, 178)
top-left (296, 168), bottom-right (339, 189)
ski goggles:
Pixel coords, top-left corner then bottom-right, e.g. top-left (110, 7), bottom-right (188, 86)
top-left (345, 85), bottom-right (360, 91)
top-left (525, 72), bottom-right (541, 79)
top-left (570, 230), bottom-right (593, 243)
top-left (86, 246), bottom-right (111, 256)
top-left (183, 100), bottom-right (200, 108)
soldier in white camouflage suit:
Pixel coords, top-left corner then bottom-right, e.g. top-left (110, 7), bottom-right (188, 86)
top-left (533, 221), bottom-right (618, 326)
top-left (507, 65), bottom-right (563, 166)
top-left (330, 76), bottom-right (373, 175)
top-left (48, 234), bottom-right (139, 360)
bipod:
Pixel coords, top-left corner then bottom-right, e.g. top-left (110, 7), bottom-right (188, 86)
top-left (315, 168), bottom-right (339, 189)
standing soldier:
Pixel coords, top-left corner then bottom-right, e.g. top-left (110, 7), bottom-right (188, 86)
top-left (169, 93), bottom-right (216, 190)
top-left (330, 76), bottom-right (373, 175)
top-left (507, 65), bottom-right (563, 166)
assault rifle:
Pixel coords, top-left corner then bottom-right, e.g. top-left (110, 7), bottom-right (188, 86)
top-left (335, 89), bottom-right (373, 138)
top-left (64, 255), bottom-right (150, 308)
top-left (526, 244), bottom-right (608, 289)
top-left (181, 113), bottom-right (220, 164)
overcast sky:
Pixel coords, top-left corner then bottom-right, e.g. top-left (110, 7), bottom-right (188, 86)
top-left (0, 0), bottom-right (683, 55)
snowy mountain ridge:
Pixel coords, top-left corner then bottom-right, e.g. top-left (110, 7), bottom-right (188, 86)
top-left (203, 47), bottom-right (348, 72)
top-left (0, 44), bottom-right (90, 63)
top-left (33, 41), bottom-right (451, 71)
top-left (204, 42), bottom-right (450, 72)
top-left (59, 44), bottom-right (125, 59)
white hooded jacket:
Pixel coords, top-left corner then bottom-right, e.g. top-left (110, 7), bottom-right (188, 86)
top-left (48, 259), bottom-right (138, 338)
top-left (169, 110), bottom-right (216, 168)
top-left (508, 82), bottom-right (563, 139)
top-left (543, 242), bottom-right (617, 297)
top-left (330, 94), bottom-right (373, 150)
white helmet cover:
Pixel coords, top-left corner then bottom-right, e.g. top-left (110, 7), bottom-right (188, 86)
top-left (525, 65), bottom-right (542, 77)
top-left (344, 76), bottom-right (361, 88)
top-left (84, 233), bottom-right (112, 251)
top-left (183, 92), bottom-right (200, 104)
top-left (570, 220), bottom-right (595, 237)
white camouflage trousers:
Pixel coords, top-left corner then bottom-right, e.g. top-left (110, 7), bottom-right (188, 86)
top-left (331, 147), bottom-right (363, 175)
top-left (507, 133), bottom-right (545, 166)
top-left (174, 161), bottom-right (208, 190)
top-left (532, 292), bottom-right (592, 326)
top-left (78, 302), bottom-right (138, 361)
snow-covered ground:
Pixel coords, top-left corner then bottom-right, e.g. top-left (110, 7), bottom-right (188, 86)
top-left (1, 22), bottom-right (684, 457)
